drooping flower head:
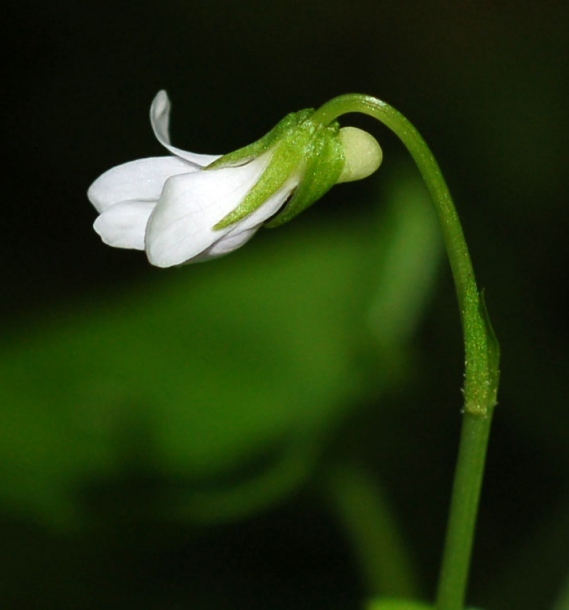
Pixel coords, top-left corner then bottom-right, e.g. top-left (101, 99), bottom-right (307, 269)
top-left (88, 91), bottom-right (382, 267)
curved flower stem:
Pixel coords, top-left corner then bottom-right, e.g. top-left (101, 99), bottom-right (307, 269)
top-left (313, 95), bottom-right (500, 610)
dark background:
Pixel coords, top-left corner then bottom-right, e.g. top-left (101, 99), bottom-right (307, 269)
top-left (2, 1), bottom-right (568, 609)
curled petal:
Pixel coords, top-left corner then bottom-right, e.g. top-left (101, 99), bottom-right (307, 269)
top-left (94, 200), bottom-right (155, 250)
top-left (88, 156), bottom-right (193, 213)
top-left (145, 154), bottom-right (294, 267)
top-left (150, 91), bottom-right (222, 167)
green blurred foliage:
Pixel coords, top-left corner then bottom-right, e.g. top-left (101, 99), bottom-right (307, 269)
top-left (0, 170), bottom-right (439, 525)
top-left (3, 1), bottom-right (569, 609)
top-left (1, 170), bottom-right (441, 607)
top-left (367, 598), bottom-right (432, 610)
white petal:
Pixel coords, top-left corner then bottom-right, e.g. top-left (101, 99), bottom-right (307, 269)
top-left (150, 91), bottom-right (222, 167)
top-left (198, 177), bottom-right (298, 261)
top-left (145, 154), bottom-right (292, 267)
top-left (201, 228), bottom-right (257, 259)
top-left (88, 156), bottom-right (193, 213)
top-left (94, 200), bottom-right (155, 250)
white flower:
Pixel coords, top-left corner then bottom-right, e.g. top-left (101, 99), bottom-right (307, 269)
top-left (88, 91), bottom-right (299, 267)
top-left (88, 91), bottom-right (381, 267)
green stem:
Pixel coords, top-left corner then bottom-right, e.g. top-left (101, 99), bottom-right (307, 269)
top-left (436, 413), bottom-right (493, 609)
top-left (313, 95), bottom-right (500, 610)
top-left (322, 461), bottom-right (422, 599)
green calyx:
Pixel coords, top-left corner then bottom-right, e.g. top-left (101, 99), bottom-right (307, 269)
top-left (209, 109), bottom-right (345, 230)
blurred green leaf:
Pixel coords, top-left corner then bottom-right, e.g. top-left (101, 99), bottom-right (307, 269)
top-left (367, 169), bottom-right (442, 349)
top-left (0, 169), bottom-right (441, 526)
top-left (366, 597), bottom-right (432, 610)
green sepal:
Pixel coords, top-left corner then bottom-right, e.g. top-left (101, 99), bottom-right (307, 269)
top-left (212, 110), bottom-right (314, 229)
top-left (212, 109), bottom-right (345, 231)
top-left (207, 109), bottom-right (314, 171)
top-left (265, 122), bottom-right (344, 228)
